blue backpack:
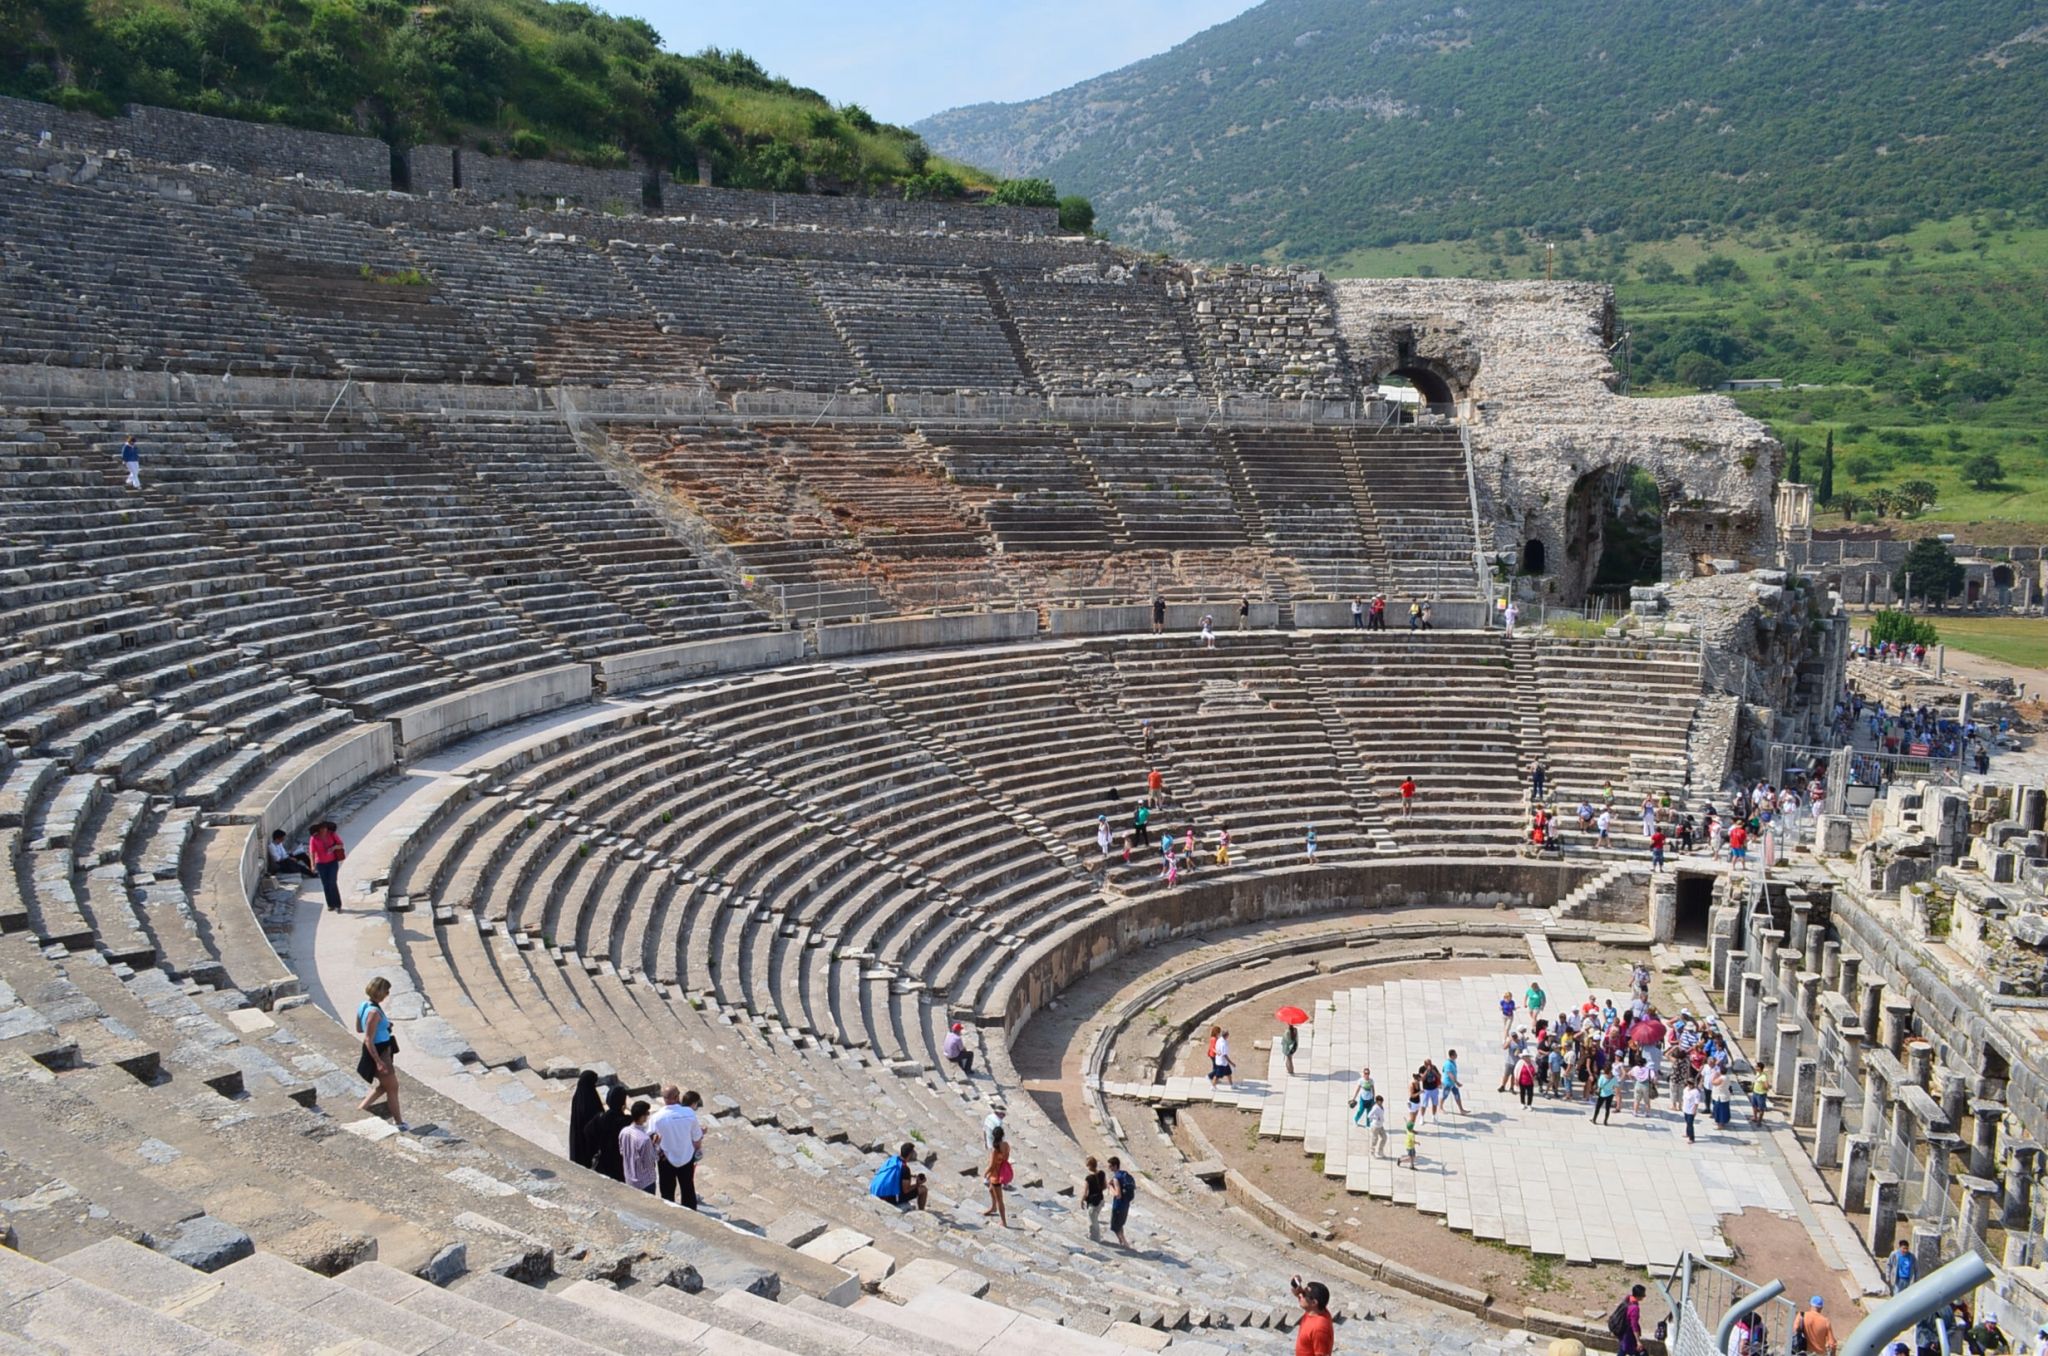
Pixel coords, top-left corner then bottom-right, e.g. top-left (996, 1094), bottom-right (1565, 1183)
top-left (869, 1156), bottom-right (905, 1200)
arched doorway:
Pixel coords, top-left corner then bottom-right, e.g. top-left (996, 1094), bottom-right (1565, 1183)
top-left (1563, 465), bottom-right (1664, 604)
top-left (1521, 538), bottom-right (1548, 576)
top-left (1388, 364), bottom-right (1455, 408)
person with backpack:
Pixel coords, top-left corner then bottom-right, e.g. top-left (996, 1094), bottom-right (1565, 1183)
top-left (1082, 1156), bottom-right (1107, 1239)
top-left (1107, 1155), bottom-right (1136, 1247)
top-left (1608, 1284), bottom-right (1647, 1355)
top-left (870, 1141), bottom-right (928, 1211)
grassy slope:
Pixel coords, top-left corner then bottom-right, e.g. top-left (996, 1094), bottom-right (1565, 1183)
top-left (1330, 213), bottom-right (2048, 537)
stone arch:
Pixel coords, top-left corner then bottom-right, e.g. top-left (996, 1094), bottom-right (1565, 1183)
top-left (1561, 463), bottom-right (1667, 603)
top-left (1521, 538), bottom-right (1548, 576)
top-left (1992, 563), bottom-right (2015, 591)
top-left (1386, 361), bottom-right (1457, 408)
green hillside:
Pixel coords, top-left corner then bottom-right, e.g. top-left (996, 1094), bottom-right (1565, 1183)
top-left (916, 0), bottom-right (2048, 261)
top-left (1, 0), bottom-right (993, 196)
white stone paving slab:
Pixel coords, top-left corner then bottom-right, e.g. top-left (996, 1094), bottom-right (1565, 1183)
top-left (1099, 934), bottom-right (1792, 1268)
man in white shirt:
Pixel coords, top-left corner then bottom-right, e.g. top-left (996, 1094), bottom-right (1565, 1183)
top-left (649, 1085), bottom-right (704, 1209)
top-left (983, 1104), bottom-right (1005, 1149)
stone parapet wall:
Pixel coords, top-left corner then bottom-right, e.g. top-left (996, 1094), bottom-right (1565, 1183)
top-left (0, 95), bottom-right (389, 189)
top-left (667, 182), bottom-right (1058, 236)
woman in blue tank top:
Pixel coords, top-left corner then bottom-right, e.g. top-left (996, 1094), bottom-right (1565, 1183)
top-left (356, 976), bottom-right (407, 1132)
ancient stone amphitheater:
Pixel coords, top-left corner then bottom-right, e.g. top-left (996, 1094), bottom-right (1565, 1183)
top-left (3, 99), bottom-right (1934, 1356)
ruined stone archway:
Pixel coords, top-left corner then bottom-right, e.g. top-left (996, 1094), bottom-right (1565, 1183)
top-left (1387, 363), bottom-right (1457, 408)
top-left (1521, 538), bottom-right (1548, 577)
top-left (1562, 464), bottom-right (1665, 604)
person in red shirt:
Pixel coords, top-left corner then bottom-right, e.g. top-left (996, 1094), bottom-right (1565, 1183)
top-left (1291, 1277), bottom-right (1334, 1356)
top-left (1649, 828), bottom-right (1667, 873)
top-left (1728, 822), bottom-right (1749, 862)
top-left (308, 820), bottom-right (347, 913)
top-left (1146, 767), bottom-right (1164, 808)
top-left (1398, 776), bottom-right (1416, 819)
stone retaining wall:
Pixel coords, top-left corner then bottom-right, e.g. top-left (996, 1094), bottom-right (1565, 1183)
top-left (0, 95), bottom-right (389, 189)
top-left (990, 858), bottom-right (1590, 1030)
top-left (813, 609), bottom-right (1038, 657)
top-left (596, 633), bottom-right (807, 694)
top-left (389, 665), bottom-right (594, 759)
top-left (203, 724), bottom-right (398, 1003)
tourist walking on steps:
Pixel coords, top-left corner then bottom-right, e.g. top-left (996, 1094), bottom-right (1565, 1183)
top-left (620, 1100), bottom-right (657, 1193)
top-left (1650, 827), bottom-right (1667, 872)
top-left (1152, 593), bottom-right (1166, 635)
top-left (1209, 1029), bottom-right (1235, 1088)
top-left (1238, 595), bottom-right (1250, 631)
top-left (1400, 1117), bottom-right (1418, 1169)
top-left (1682, 1080), bottom-right (1701, 1144)
top-left (1304, 824), bottom-right (1318, 863)
top-left (1096, 815), bottom-right (1113, 859)
top-left (1108, 1155), bottom-right (1136, 1247)
top-left (1503, 601), bottom-right (1519, 634)
top-left (1596, 807), bottom-right (1613, 850)
top-left (309, 821), bottom-right (347, 913)
top-left (1280, 1021), bottom-right (1299, 1076)
top-left (982, 1126), bottom-right (1011, 1226)
top-left (1132, 802), bottom-right (1151, 847)
top-left (1370, 593), bottom-right (1388, 631)
top-left (1350, 1066), bottom-right (1375, 1123)
top-left (588, 1084), bottom-right (631, 1181)
top-left (651, 1085), bottom-right (704, 1208)
top-left (1530, 760), bottom-right (1547, 803)
top-left (1515, 1053), bottom-right (1537, 1108)
top-left (983, 1102), bottom-right (1006, 1149)
top-left (1199, 614), bottom-right (1216, 649)
top-left (1408, 598), bottom-right (1422, 631)
top-left (1083, 1156), bottom-right (1107, 1238)
top-left (356, 976), bottom-right (406, 1131)
top-left (1442, 1050), bottom-right (1466, 1112)
top-left (1351, 597), bottom-right (1364, 630)
top-left (1292, 1277), bottom-right (1335, 1356)
top-left (1399, 775), bottom-right (1416, 819)
top-left (1498, 990), bottom-right (1516, 1038)
top-left (943, 1022), bottom-right (976, 1077)
top-left (1525, 980), bottom-right (1546, 1025)
top-left (567, 1070), bottom-right (604, 1169)
top-left (1367, 1095), bottom-right (1388, 1157)
top-left (118, 433), bottom-right (142, 489)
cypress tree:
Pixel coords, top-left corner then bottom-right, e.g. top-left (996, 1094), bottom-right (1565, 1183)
top-left (1786, 437), bottom-right (1803, 485)
top-left (1818, 430), bottom-right (1835, 505)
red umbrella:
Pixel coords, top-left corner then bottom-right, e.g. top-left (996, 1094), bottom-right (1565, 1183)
top-left (1275, 1005), bottom-right (1310, 1026)
top-left (1630, 1018), bottom-right (1667, 1046)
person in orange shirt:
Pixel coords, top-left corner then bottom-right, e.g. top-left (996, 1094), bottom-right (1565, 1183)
top-left (1291, 1277), bottom-right (1334, 1355)
top-left (1398, 776), bottom-right (1417, 819)
top-left (1146, 767), bottom-right (1165, 808)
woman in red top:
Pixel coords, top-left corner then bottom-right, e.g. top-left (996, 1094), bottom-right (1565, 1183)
top-left (308, 821), bottom-right (347, 913)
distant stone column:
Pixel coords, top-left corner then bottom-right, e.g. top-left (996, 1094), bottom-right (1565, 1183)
top-left (1912, 1222), bottom-right (1945, 1283)
top-left (1740, 973), bottom-right (1764, 1039)
top-left (1724, 950), bottom-right (1748, 1010)
top-left (1793, 1058), bottom-right (1819, 1128)
top-left (2004, 1143), bottom-right (2040, 1230)
top-left (1758, 997), bottom-right (1782, 1053)
top-left (1712, 933), bottom-right (1735, 993)
top-left (1841, 1136), bottom-right (1873, 1213)
top-left (1837, 952), bottom-right (1861, 1000)
top-left (1868, 1173), bottom-right (1902, 1256)
top-left (1821, 939), bottom-right (1841, 988)
top-left (1775, 1023), bottom-right (1803, 1084)
top-left (1969, 1102), bottom-right (2003, 1178)
top-left (1958, 1177), bottom-right (2000, 1258)
top-left (1799, 974), bottom-right (1823, 1024)
top-left (1861, 1069), bottom-right (1890, 1140)
top-left (1859, 982), bottom-right (1885, 1043)
top-left (1816, 1088), bottom-right (1846, 1168)
top-left (1886, 1003), bottom-right (1918, 1060)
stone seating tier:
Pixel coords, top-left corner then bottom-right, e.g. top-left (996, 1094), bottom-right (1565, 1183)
top-left (0, 171), bottom-right (1365, 402)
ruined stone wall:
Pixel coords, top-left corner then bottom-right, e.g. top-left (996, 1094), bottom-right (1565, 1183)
top-left (1194, 266), bottom-right (1357, 401)
top-left (1332, 280), bottom-right (1780, 604)
top-left (666, 183), bottom-right (1058, 236)
top-left (0, 95), bottom-right (389, 189)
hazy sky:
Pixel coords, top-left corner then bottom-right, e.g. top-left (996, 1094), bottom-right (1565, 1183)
top-left (643, 0), bottom-right (1257, 125)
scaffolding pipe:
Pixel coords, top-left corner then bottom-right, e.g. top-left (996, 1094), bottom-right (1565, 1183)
top-left (1841, 1253), bottom-right (1993, 1356)
top-left (1714, 1279), bottom-right (1784, 1354)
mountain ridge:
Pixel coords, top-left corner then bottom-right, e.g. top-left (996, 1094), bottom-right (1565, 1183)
top-left (916, 0), bottom-right (2048, 264)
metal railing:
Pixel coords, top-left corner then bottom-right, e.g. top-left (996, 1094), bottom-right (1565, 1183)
top-left (1659, 1251), bottom-right (1801, 1356)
